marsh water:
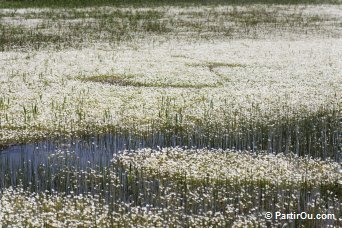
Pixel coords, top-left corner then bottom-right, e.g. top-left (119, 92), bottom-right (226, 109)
top-left (0, 132), bottom-right (228, 191)
top-left (1, 129), bottom-right (341, 191)
top-left (0, 131), bottom-right (340, 228)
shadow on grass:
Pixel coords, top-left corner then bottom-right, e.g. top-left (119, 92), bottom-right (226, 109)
top-left (82, 74), bottom-right (220, 89)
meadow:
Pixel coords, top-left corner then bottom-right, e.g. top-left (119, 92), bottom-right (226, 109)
top-left (0, 0), bottom-right (341, 226)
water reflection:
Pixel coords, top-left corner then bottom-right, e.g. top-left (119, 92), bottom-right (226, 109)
top-left (0, 131), bottom-right (340, 193)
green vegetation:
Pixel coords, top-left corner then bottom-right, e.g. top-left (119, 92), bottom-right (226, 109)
top-left (83, 74), bottom-right (220, 88)
top-left (1, 5), bottom-right (338, 51)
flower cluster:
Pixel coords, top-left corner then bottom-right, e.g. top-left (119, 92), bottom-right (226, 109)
top-left (117, 147), bottom-right (341, 186)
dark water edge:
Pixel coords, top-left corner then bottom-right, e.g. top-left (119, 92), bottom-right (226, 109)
top-left (0, 132), bottom-right (210, 190)
top-left (0, 131), bottom-right (341, 227)
top-left (0, 130), bottom-right (341, 190)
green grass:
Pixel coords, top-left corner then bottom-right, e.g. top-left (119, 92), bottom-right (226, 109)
top-left (0, 0), bottom-right (340, 9)
top-left (0, 5), bottom-right (335, 51)
top-left (82, 74), bottom-right (220, 88)
top-left (0, 24), bottom-right (69, 51)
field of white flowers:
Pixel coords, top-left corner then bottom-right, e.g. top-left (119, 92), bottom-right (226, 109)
top-left (0, 3), bottom-right (341, 227)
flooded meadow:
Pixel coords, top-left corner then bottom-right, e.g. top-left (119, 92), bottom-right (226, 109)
top-left (0, 2), bottom-right (341, 227)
